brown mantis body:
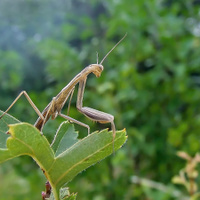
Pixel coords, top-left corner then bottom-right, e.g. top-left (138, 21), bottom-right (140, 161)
top-left (34, 63), bottom-right (115, 138)
top-left (0, 34), bottom-right (126, 142)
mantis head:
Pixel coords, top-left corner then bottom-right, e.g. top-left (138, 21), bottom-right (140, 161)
top-left (90, 64), bottom-right (104, 78)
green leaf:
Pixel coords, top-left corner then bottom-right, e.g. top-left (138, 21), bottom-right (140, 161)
top-left (0, 122), bottom-right (127, 200)
top-left (48, 187), bottom-right (77, 200)
top-left (51, 122), bottom-right (79, 156)
top-left (0, 110), bottom-right (20, 148)
top-left (62, 193), bottom-right (77, 200)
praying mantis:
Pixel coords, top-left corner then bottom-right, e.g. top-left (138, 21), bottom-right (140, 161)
top-left (0, 34), bottom-right (126, 143)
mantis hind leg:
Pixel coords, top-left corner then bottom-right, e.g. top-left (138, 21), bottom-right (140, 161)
top-left (0, 90), bottom-right (44, 121)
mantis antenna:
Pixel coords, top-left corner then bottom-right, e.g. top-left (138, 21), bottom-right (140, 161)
top-left (96, 51), bottom-right (99, 64)
top-left (100, 33), bottom-right (127, 65)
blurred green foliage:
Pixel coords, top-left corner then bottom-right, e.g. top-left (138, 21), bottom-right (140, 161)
top-left (1, 0), bottom-right (200, 199)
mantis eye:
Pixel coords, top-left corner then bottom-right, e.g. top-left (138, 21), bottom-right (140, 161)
top-left (98, 65), bottom-right (103, 71)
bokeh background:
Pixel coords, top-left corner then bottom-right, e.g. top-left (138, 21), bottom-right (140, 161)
top-left (1, 0), bottom-right (200, 199)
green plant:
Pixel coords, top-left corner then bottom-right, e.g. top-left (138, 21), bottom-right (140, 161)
top-left (0, 110), bottom-right (127, 199)
top-left (172, 152), bottom-right (200, 200)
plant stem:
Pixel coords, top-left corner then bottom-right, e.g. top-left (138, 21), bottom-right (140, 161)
top-left (189, 177), bottom-right (195, 196)
top-left (52, 187), bottom-right (60, 200)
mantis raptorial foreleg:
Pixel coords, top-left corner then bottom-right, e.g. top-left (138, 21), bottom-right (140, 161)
top-left (77, 79), bottom-right (116, 139)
